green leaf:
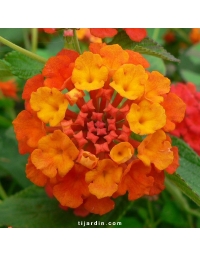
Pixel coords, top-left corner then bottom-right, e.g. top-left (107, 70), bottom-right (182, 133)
top-left (160, 201), bottom-right (188, 227)
top-left (0, 60), bottom-right (13, 80)
top-left (0, 185), bottom-right (133, 228)
top-left (0, 166), bottom-right (8, 178)
top-left (4, 51), bottom-right (44, 79)
top-left (110, 31), bottom-right (180, 63)
top-left (179, 43), bottom-right (200, 88)
top-left (142, 54), bottom-right (166, 75)
top-left (167, 136), bottom-right (200, 206)
top-left (0, 127), bottom-right (31, 188)
top-left (0, 116), bottom-right (12, 128)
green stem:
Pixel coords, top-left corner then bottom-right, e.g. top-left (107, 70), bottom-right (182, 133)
top-left (73, 29), bottom-right (81, 54)
top-left (0, 182), bottom-right (7, 200)
top-left (31, 28), bottom-right (38, 53)
top-left (0, 36), bottom-right (47, 63)
top-left (147, 199), bottom-right (154, 226)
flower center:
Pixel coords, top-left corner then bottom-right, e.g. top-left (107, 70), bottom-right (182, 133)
top-left (62, 91), bottom-right (133, 159)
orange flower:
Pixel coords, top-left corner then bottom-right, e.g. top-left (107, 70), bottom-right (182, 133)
top-left (148, 165), bottom-right (165, 196)
top-left (84, 195), bottom-right (115, 215)
top-left (116, 160), bottom-right (154, 200)
top-left (12, 110), bottom-right (46, 154)
top-left (85, 159), bottom-right (123, 199)
top-left (137, 130), bottom-right (174, 170)
top-left (110, 142), bottom-right (134, 164)
top-left (76, 150), bottom-right (99, 169)
top-left (110, 64), bottom-right (147, 100)
top-left (89, 42), bottom-right (107, 54)
top-left (31, 130), bottom-right (79, 178)
top-left (72, 52), bottom-right (108, 91)
top-left (99, 44), bottom-right (129, 73)
top-left (126, 100), bottom-right (166, 135)
top-left (161, 92), bottom-right (186, 132)
top-left (25, 157), bottom-right (48, 186)
top-left (22, 74), bottom-right (44, 112)
top-left (22, 74), bottom-right (44, 101)
top-left (165, 146), bottom-right (179, 174)
top-left (30, 87), bottom-right (69, 126)
top-left (143, 71), bottom-right (170, 103)
top-left (42, 50), bottom-right (79, 90)
top-left (53, 164), bottom-right (89, 208)
top-left (74, 204), bottom-right (90, 217)
top-left (126, 50), bottom-right (150, 68)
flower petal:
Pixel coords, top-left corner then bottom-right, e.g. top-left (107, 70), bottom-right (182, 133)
top-left (110, 142), bottom-right (134, 164)
top-left (161, 92), bottom-right (186, 132)
top-left (110, 64), bottom-right (147, 100)
top-left (86, 159), bottom-right (123, 198)
top-left (25, 157), bottom-right (48, 186)
top-left (137, 130), bottom-right (174, 170)
top-left (31, 130), bottom-right (79, 178)
top-left (72, 52), bottom-right (108, 91)
top-left (126, 100), bottom-right (166, 135)
top-left (30, 87), bottom-right (68, 126)
top-left (144, 71), bottom-right (170, 103)
top-left (53, 164), bottom-right (89, 208)
top-left (12, 110), bottom-right (46, 154)
top-left (116, 159), bottom-right (153, 200)
top-left (84, 195), bottom-right (115, 215)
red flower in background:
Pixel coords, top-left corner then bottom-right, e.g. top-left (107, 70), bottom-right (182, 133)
top-left (90, 28), bottom-right (147, 42)
top-left (42, 28), bottom-right (147, 42)
top-left (43, 28), bottom-right (56, 34)
top-left (170, 82), bottom-right (200, 155)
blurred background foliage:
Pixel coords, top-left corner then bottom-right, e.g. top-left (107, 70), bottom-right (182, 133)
top-left (1, 28), bottom-right (200, 228)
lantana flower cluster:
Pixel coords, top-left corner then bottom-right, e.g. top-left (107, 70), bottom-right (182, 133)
top-left (13, 43), bottom-right (186, 216)
top-left (171, 82), bottom-right (200, 155)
